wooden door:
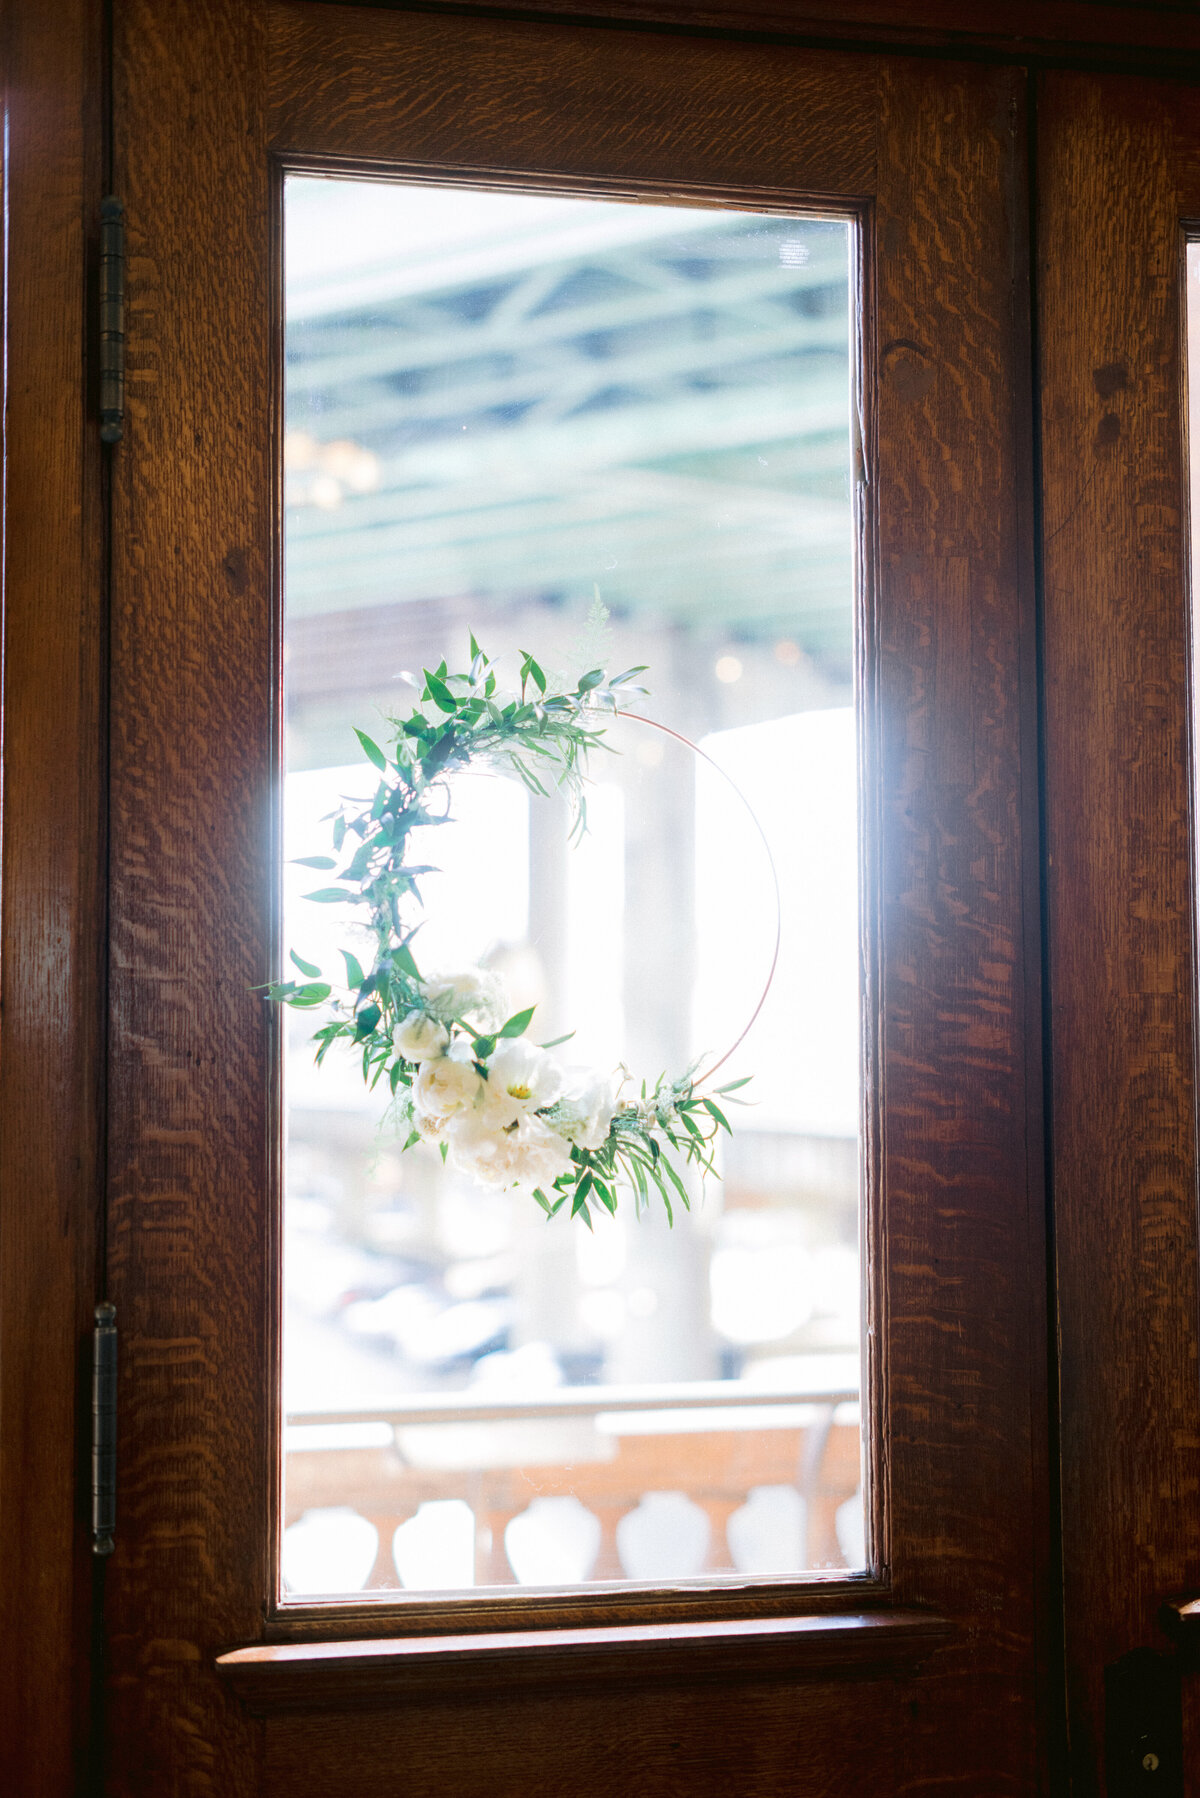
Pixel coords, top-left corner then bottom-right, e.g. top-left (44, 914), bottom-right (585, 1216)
top-left (103, 4), bottom-right (1047, 1793)
top-left (1038, 72), bottom-right (1200, 1796)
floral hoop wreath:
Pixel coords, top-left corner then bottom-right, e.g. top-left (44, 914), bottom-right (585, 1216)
top-left (268, 639), bottom-right (779, 1229)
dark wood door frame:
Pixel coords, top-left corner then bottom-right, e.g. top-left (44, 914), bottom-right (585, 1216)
top-left (105, 5), bottom-right (1046, 1790)
top-left (0, 2), bottom-right (107, 1794)
top-left (6, 4), bottom-right (1200, 1795)
top-left (1038, 70), bottom-right (1200, 1792)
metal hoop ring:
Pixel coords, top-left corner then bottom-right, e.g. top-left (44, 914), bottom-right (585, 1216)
top-left (614, 709), bottom-right (782, 1089)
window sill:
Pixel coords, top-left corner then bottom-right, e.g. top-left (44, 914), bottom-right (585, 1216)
top-left (216, 1608), bottom-right (951, 1715)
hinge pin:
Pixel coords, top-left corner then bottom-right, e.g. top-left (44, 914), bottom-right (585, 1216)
top-left (91, 1302), bottom-right (117, 1556)
top-left (99, 196), bottom-right (125, 444)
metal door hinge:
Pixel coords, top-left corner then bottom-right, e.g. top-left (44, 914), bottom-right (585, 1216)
top-left (99, 196), bottom-right (125, 444)
top-left (91, 1302), bottom-right (117, 1556)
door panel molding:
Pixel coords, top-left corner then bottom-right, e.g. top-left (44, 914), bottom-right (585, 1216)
top-left (1038, 70), bottom-right (1200, 1794)
top-left (0, 2), bottom-right (107, 1793)
top-left (104, 4), bottom-right (1046, 1790)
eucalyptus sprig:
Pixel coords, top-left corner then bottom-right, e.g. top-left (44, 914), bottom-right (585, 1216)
top-left (266, 638), bottom-right (748, 1228)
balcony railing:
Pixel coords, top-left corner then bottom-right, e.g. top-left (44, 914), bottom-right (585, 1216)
top-left (283, 1366), bottom-right (864, 1595)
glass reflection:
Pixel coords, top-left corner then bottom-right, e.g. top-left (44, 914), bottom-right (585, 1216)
top-left (281, 177), bottom-right (863, 1597)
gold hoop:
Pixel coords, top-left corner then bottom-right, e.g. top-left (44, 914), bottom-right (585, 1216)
top-left (614, 709), bottom-right (782, 1089)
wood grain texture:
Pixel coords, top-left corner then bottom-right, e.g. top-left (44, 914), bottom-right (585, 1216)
top-left (107, 8), bottom-right (1046, 1791)
top-left (265, 1675), bottom-right (910, 1798)
top-left (218, 1609), bottom-right (951, 1712)
top-left (867, 57), bottom-right (1046, 1795)
top-left (104, 2), bottom-right (273, 1794)
top-left (0, 2), bottom-right (107, 1794)
top-left (297, 0), bottom-right (1200, 71)
top-left (1038, 72), bottom-right (1200, 1797)
top-left (269, 1), bottom-right (877, 201)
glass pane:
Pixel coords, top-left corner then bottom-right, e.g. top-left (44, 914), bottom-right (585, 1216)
top-left (280, 176), bottom-right (863, 1600)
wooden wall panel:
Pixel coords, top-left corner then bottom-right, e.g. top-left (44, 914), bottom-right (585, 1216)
top-left (1039, 73), bottom-right (1200, 1794)
top-left (104, 3), bottom-right (272, 1794)
top-left (270, 1), bottom-right (877, 197)
top-left (264, 1676), bottom-right (906, 1798)
top-left (105, 6), bottom-right (1046, 1791)
top-left (0, 2), bottom-right (106, 1794)
top-left (285, 0), bottom-right (1200, 70)
top-left (870, 54), bottom-right (1046, 1792)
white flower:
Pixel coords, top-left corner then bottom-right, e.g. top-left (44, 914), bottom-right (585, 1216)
top-left (411, 1107), bottom-right (446, 1144)
top-left (413, 1042), bottom-right (484, 1121)
top-left (484, 1038), bottom-right (563, 1125)
top-left (418, 967), bottom-right (508, 1029)
top-left (447, 1109), bottom-right (574, 1191)
top-left (553, 1067), bottom-right (618, 1151)
top-left (393, 1010), bottom-right (450, 1062)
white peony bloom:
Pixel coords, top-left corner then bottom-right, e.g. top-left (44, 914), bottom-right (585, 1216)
top-left (447, 1109), bottom-right (574, 1191)
top-left (484, 1038), bottom-right (563, 1125)
top-left (411, 1106), bottom-right (446, 1144)
top-left (418, 967), bottom-right (508, 1029)
top-left (414, 1042), bottom-right (484, 1121)
top-left (393, 1010), bottom-right (450, 1062)
top-left (553, 1067), bottom-right (618, 1151)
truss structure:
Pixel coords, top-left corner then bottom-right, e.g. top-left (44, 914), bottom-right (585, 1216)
top-left (285, 198), bottom-right (855, 660)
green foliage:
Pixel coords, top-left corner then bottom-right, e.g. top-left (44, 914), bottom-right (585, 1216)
top-left (262, 638), bottom-right (749, 1228)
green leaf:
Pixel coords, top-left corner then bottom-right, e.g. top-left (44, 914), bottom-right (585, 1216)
top-left (511, 760), bottom-right (550, 798)
top-left (303, 887), bottom-right (354, 904)
top-left (354, 1003), bottom-right (382, 1037)
top-left (468, 631), bottom-right (483, 663)
top-left (498, 1005), bottom-right (535, 1039)
top-left (659, 1153), bottom-right (692, 1212)
top-left (289, 950), bottom-right (322, 978)
top-left (402, 1128), bottom-right (421, 1152)
top-left (592, 1177), bottom-right (617, 1216)
top-left (539, 1031), bottom-right (576, 1049)
top-left (292, 855), bottom-right (337, 870)
top-left (715, 1076), bottom-right (752, 1094)
top-left (293, 981), bottom-right (331, 1003)
top-left (392, 943), bottom-right (420, 980)
top-left (332, 815), bottom-right (347, 851)
top-left (425, 670), bottom-right (457, 713)
top-left (341, 949), bottom-right (366, 989)
top-left (577, 668), bottom-right (605, 692)
top-left (354, 728), bottom-right (387, 771)
top-left (701, 1098), bottom-right (732, 1134)
top-left (570, 1176), bottom-right (594, 1229)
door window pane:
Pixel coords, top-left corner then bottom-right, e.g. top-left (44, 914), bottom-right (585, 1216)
top-left (281, 176), bottom-right (864, 1599)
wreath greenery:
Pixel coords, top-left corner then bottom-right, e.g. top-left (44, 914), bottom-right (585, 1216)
top-left (267, 637), bottom-right (748, 1229)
